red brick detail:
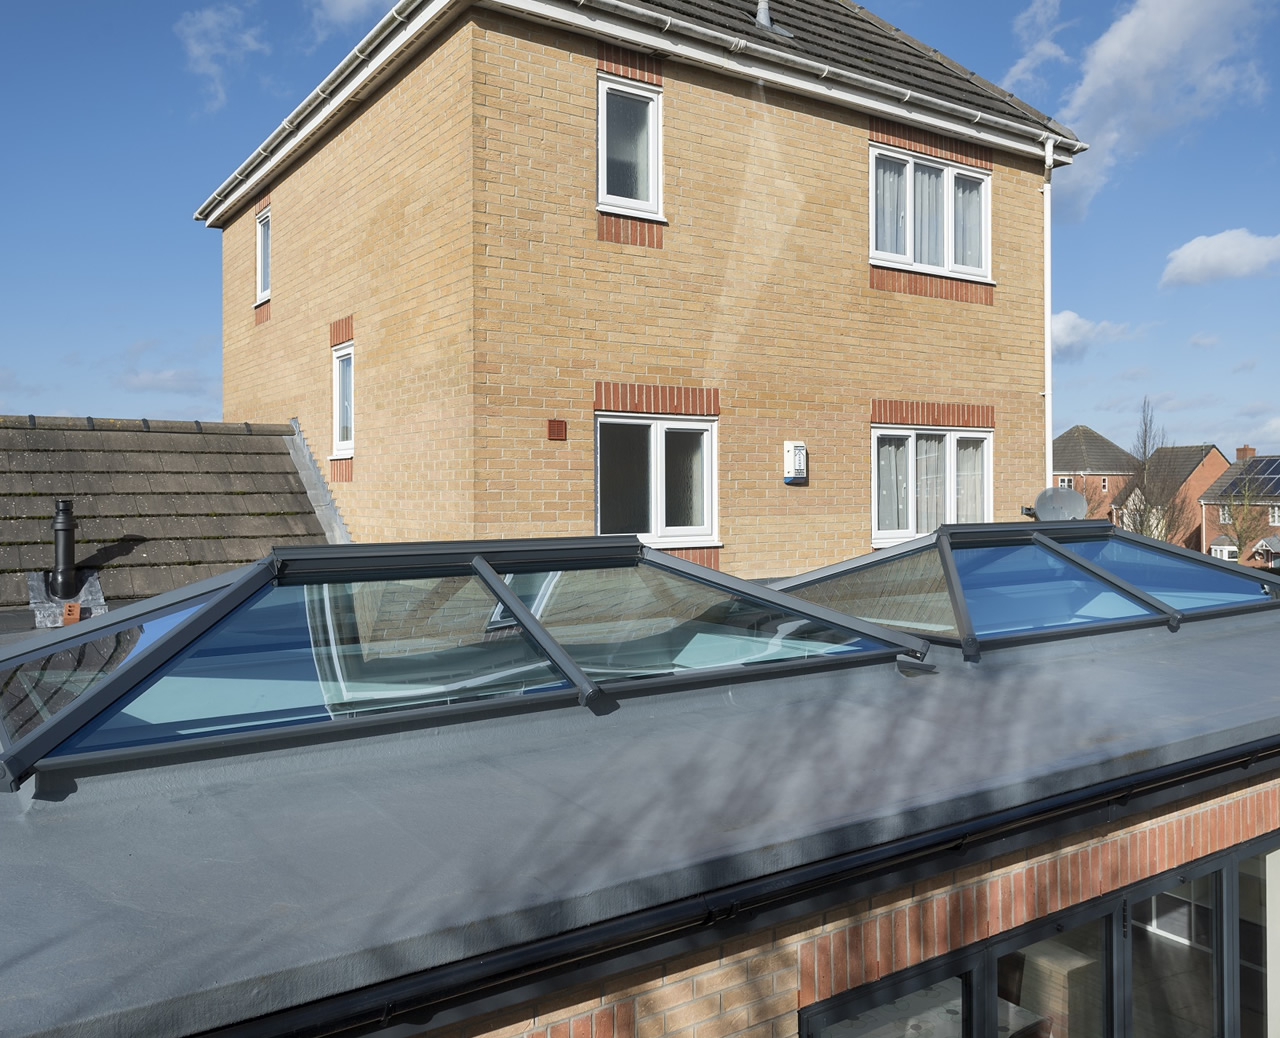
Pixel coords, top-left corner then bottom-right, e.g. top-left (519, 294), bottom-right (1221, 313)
top-left (794, 775), bottom-right (1280, 1009)
top-left (871, 400), bottom-right (994, 429)
top-left (62, 602), bottom-right (82, 625)
top-left (330, 315), bottom-right (353, 347)
top-left (255, 193), bottom-right (271, 214)
top-left (598, 213), bottom-right (664, 248)
top-left (869, 117), bottom-right (993, 170)
top-left (547, 419), bottom-right (568, 441)
top-left (661, 547), bottom-right (721, 570)
top-left (597, 44), bottom-right (662, 85)
top-left (330, 457), bottom-right (353, 483)
top-left (595, 382), bottom-right (720, 416)
top-left (254, 300), bottom-right (271, 325)
top-left (870, 266), bottom-right (994, 305)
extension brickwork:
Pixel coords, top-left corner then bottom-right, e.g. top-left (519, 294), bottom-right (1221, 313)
top-left (410, 772), bottom-right (1280, 1038)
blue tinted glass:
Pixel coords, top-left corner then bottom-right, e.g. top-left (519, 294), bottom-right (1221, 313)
top-left (1063, 538), bottom-right (1274, 611)
top-left (952, 543), bottom-right (1156, 637)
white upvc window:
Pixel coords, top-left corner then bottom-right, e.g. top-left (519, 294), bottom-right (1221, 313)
top-left (255, 207), bottom-right (271, 303)
top-left (1270, 505), bottom-right (1280, 526)
top-left (332, 341), bottom-right (354, 457)
top-left (870, 144), bottom-right (991, 280)
top-left (1212, 544), bottom-right (1240, 561)
top-left (596, 414), bottom-right (717, 547)
top-left (1101, 477), bottom-right (1109, 492)
top-left (1220, 505), bottom-right (1232, 525)
top-left (597, 74), bottom-right (662, 220)
top-left (1058, 476), bottom-right (1074, 490)
top-left (872, 426), bottom-right (993, 546)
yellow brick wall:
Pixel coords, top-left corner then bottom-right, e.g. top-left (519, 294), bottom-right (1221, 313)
top-left (221, 13), bottom-right (1049, 577)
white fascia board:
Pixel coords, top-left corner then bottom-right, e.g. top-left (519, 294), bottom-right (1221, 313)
top-left (196, 0), bottom-right (1083, 227)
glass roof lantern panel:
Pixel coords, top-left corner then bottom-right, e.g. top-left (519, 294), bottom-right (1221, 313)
top-left (950, 542), bottom-right (1159, 637)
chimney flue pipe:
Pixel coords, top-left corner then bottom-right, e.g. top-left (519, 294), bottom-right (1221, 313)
top-left (51, 499), bottom-right (79, 600)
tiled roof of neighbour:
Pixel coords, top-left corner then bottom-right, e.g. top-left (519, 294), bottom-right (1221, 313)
top-left (1052, 425), bottom-right (1137, 475)
top-left (0, 416), bottom-right (329, 615)
top-left (195, 0), bottom-right (1085, 227)
top-left (1111, 445), bottom-right (1221, 510)
top-left (1201, 456), bottom-right (1280, 504)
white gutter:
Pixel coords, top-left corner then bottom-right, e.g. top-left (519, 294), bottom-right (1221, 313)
top-left (1043, 135), bottom-right (1055, 489)
top-left (194, 0), bottom-right (1086, 227)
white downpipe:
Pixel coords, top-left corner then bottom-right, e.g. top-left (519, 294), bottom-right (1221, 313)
top-left (1043, 137), bottom-right (1055, 489)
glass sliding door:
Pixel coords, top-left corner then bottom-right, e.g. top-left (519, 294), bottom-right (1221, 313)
top-left (1131, 874), bottom-right (1218, 1038)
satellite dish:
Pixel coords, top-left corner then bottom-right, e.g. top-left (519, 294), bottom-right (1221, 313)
top-left (1032, 486), bottom-right (1088, 521)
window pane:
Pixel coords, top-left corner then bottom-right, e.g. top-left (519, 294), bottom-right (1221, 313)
top-left (664, 429), bottom-right (705, 528)
top-left (877, 435), bottom-right (909, 531)
top-left (874, 156), bottom-right (907, 255)
top-left (1240, 851), bottom-right (1273, 1038)
top-left (915, 433), bottom-right (945, 533)
top-left (258, 216), bottom-right (270, 295)
top-left (606, 91), bottom-right (650, 201)
top-left (998, 917), bottom-right (1106, 1038)
top-left (599, 423), bottom-right (651, 534)
top-left (336, 354), bottom-right (353, 444)
top-left (914, 163), bottom-right (944, 266)
top-left (815, 976), bottom-right (964, 1038)
top-left (955, 437), bottom-right (985, 523)
top-left (953, 175), bottom-right (983, 267)
top-left (1132, 874), bottom-right (1218, 1037)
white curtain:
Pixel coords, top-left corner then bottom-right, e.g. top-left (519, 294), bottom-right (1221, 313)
top-left (915, 434), bottom-right (945, 532)
top-left (953, 175), bottom-right (983, 268)
top-left (956, 438), bottom-right (985, 522)
top-left (877, 436), bottom-right (908, 530)
top-left (875, 157), bottom-right (907, 255)
top-left (914, 164), bottom-right (944, 267)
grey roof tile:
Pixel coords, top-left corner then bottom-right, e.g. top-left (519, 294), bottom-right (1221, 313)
top-left (0, 572), bottom-right (28, 609)
top-left (1053, 425), bottom-right (1137, 475)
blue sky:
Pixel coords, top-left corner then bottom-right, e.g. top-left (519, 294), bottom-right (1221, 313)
top-left (2, 0), bottom-right (1277, 456)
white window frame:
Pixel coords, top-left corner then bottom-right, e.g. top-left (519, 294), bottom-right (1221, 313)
top-left (331, 341), bottom-right (354, 459)
top-left (595, 413), bottom-right (718, 548)
top-left (255, 207), bottom-right (271, 303)
top-left (1212, 544), bottom-right (1240, 561)
top-left (1058, 476), bottom-right (1074, 490)
top-left (871, 426), bottom-right (994, 548)
top-left (1101, 477), bottom-right (1109, 492)
top-left (868, 143), bottom-right (992, 281)
top-left (597, 74), bottom-right (663, 221)
top-left (1270, 505), bottom-right (1280, 527)
top-left (1220, 505), bottom-right (1232, 525)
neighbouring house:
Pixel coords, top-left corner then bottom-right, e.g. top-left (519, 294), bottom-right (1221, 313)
top-left (1111, 443), bottom-right (1228, 551)
top-left (1201, 445), bottom-right (1280, 568)
top-left (1051, 424), bottom-right (1136, 517)
top-left (0, 415), bottom-right (339, 647)
top-left (194, 0), bottom-right (1086, 578)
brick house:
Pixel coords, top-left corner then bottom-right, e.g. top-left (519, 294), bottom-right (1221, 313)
top-left (1051, 424), bottom-right (1135, 518)
top-left (1201, 445), bottom-right (1280, 567)
top-left (195, 0), bottom-right (1085, 577)
top-left (1111, 443), bottom-right (1228, 552)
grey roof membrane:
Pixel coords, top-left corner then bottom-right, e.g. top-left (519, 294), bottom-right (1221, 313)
top-left (4, 607), bottom-right (1280, 1036)
top-left (0, 416), bottom-right (328, 616)
top-left (1052, 424), bottom-right (1137, 476)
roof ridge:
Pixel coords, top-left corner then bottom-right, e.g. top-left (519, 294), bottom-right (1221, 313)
top-left (0, 415), bottom-right (296, 436)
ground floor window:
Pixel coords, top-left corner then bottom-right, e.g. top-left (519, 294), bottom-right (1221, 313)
top-left (1212, 544), bottom-right (1241, 562)
top-left (873, 426), bottom-right (992, 546)
top-left (801, 837), bottom-right (1280, 1038)
top-left (596, 414), bottom-right (717, 546)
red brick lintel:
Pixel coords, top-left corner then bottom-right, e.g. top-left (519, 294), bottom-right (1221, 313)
top-left (330, 315), bottom-right (354, 347)
top-left (871, 400), bottom-right (993, 429)
top-left (598, 43), bottom-right (662, 85)
top-left (595, 382), bottom-right (719, 417)
top-left (870, 117), bottom-right (992, 170)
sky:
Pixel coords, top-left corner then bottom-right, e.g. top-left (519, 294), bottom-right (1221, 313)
top-left (1, 0), bottom-right (1278, 456)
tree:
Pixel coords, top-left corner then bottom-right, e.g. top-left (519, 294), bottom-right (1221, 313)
top-left (1117, 398), bottom-right (1191, 543)
top-left (1218, 468), bottom-right (1271, 564)
top-left (1074, 474), bottom-right (1110, 519)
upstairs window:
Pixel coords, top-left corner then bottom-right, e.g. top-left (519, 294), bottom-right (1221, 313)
top-left (332, 342), bottom-right (353, 457)
top-left (256, 207), bottom-right (271, 303)
top-left (873, 427), bottom-right (992, 545)
top-left (1058, 476), bottom-right (1074, 489)
top-left (1270, 505), bottom-right (1280, 526)
top-left (598, 75), bottom-right (662, 220)
top-left (871, 145), bottom-right (990, 279)
top-left (596, 415), bottom-right (715, 546)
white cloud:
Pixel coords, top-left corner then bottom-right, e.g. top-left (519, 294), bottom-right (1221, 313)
top-left (1051, 309), bottom-right (1133, 362)
top-left (1057, 0), bottom-right (1270, 216)
top-left (1160, 228), bottom-right (1280, 286)
top-left (175, 5), bottom-right (271, 112)
top-left (1188, 333), bottom-right (1220, 349)
top-left (306, 0), bottom-right (389, 42)
top-left (1233, 359), bottom-right (1259, 374)
top-left (115, 369), bottom-right (218, 397)
top-left (1002, 0), bottom-right (1070, 94)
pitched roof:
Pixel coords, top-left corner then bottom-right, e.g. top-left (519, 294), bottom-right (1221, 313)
top-left (195, 0), bottom-right (1086, 227)
top-left (1052, 425), bottom-right (1137, 475)
top-left (1111, 444), bottom-right (1221, 510)
top-left (1201, 455), bottom-right (1280, 504)
top-left (0, 416), bottom-right (332, 634)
